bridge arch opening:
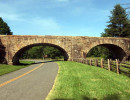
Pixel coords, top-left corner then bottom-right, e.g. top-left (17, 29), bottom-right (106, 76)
top-left (86, 44), bottom-right (127, 61)
top-left (12, 43), bottom-right (69, 65)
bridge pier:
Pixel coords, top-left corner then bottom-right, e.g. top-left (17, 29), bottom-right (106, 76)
top-left (8, 61), bottom-right (13, 65)
top-left (5, 56), bottom-right (13, 65)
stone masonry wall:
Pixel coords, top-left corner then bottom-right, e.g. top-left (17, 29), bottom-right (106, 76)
top-left (0, 35), bottom-right (129, 64)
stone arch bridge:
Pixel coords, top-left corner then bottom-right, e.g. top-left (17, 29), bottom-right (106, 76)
top-left (0, 35), bottom-right (130, 65)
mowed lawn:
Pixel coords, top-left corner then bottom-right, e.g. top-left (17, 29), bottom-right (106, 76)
top-left (0, 61), bottom-right (34, 76)
top-left (47, 61), bottom-right (130, 100)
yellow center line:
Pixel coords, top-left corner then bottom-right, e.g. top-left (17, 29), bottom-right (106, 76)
top-left (0, 63), bottom-right (44, 87)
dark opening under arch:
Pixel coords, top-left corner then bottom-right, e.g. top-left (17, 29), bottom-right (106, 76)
top-left (86, 44), bottom-right (127, 61)
top-left (0, 40), bottom-right (7, 64)
top-left (13, 43), bottom-right (69, 65)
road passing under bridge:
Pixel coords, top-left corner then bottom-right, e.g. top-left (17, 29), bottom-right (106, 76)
top-left (0, 61), bottom-right (58, 100)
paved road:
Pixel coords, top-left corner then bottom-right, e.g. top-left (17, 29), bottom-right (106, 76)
top-left (0, 61), bottom-right (58, 100)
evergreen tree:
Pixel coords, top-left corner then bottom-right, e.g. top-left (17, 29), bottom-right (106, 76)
top-left (102, 4), bottom-right (130, 37)
top-left (0, 17), bottom-right (13, 35)
top-left (89, 4), bottom-right (130, 60)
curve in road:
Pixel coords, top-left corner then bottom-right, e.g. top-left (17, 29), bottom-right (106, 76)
top-left (0, 61), bottom-right (58, 100)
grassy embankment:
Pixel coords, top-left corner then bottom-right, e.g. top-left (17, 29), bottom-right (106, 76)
top-left (87, 57), bottom-right (130, 76)
top-left (47, 61), bottom-right (130, 100)
top-left (0, 61), bottom-right (34, 76)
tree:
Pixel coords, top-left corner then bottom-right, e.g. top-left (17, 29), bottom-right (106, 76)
top-left (92, 4), bottom-right (130, 60)
top-left (21, 46), bottom-right (44, 59)
top-left (20, 46), bottom-right (63, 59)
top-left (86, 46), bottom-right (113, 60)
top-left (0, 17), bottom-right (13, 35)
top-left (43, 46), bottom-right (63, 59)
top-left (101, 4), bottom-right (130, 37)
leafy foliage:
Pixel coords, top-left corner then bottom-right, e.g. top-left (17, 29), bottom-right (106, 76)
top-left (87, 46), bottom-right (113, 60)
top-left (43, 46), bottom-right (63, 59)
top-left (20, 46), bottom-right (63, 59)
top-left (0, 17), bottom-right (13, 35)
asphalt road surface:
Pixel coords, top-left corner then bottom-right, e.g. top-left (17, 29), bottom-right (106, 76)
top-left (0, 61), bottom-right (58, 100)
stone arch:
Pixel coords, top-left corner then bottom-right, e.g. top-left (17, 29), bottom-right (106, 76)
top-left (12, 43), bottom-right (69, 65)
top-left (85, 43), bottom-right (127, 61)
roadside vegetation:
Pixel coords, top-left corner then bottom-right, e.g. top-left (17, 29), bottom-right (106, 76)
top-left (0, 61), bottom-right (34, 76)
top-left (20, 46), bottom-right (64, 60)
top-left (46, 61), bottom-right (130, 100)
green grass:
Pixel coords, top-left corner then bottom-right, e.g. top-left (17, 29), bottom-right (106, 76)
top-left (46, 61), bottom-right (130, 100)
top-left (0, 61), bottom-right (34, 76)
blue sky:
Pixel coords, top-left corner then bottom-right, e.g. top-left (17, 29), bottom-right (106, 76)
top-left (0, 0), bottom-right (129, 37)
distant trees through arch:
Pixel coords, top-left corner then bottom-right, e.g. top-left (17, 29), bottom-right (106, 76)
top-left (20, 46), bottom-right (64, 60)
top-left (86, 44), bottom-right (127, 61)
top-left (13, 43), bottom-right (68, 65)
